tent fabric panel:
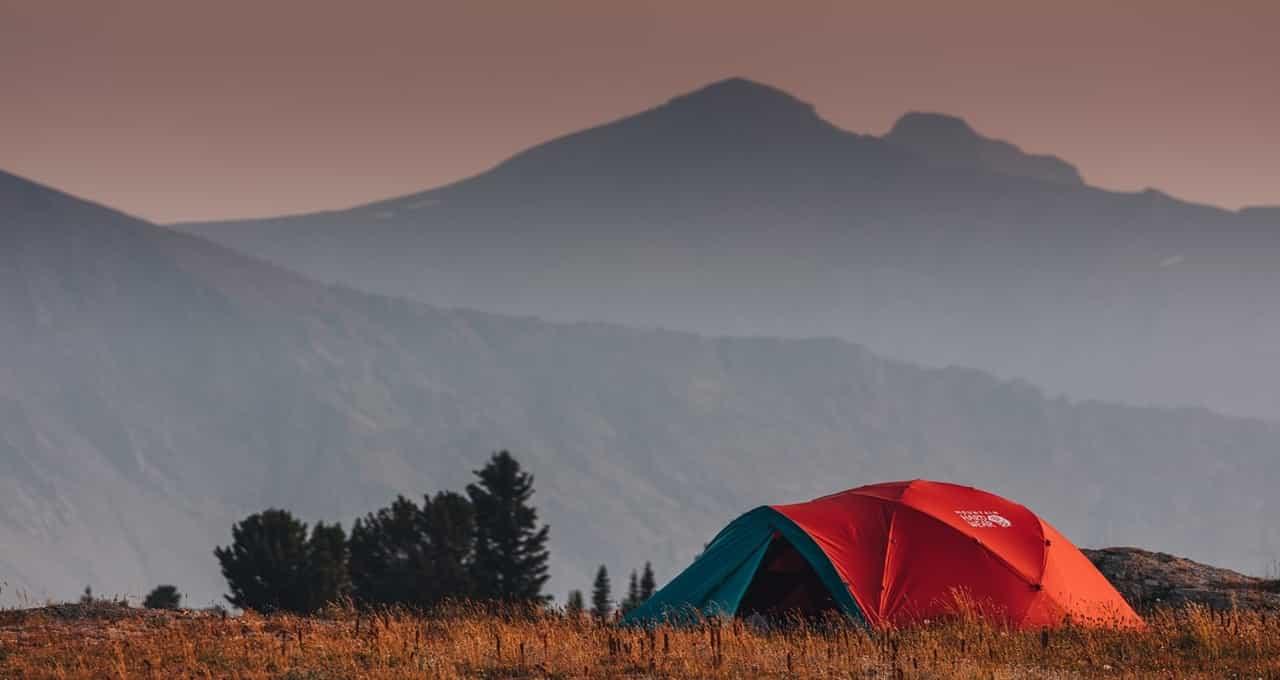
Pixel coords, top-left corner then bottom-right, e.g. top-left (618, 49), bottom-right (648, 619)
top-left (701, 531), bottom-right (773, 617)
top-left (621, 507), bottom-right (775, 624)
top-left (894, 481), bottom-right (1048, 583)
top-left (878, 503), bottom-right (1039, 626)
top-left (1027, 520), bottom-right (1144, 628)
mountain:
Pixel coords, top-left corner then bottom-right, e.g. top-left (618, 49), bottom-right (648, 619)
top-left (2, 169), bottom-right (1278, 608)
top-left (179, 77), bottom-right (1280, 422)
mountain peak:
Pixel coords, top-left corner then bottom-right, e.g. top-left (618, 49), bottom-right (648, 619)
top-left (660, 77), bottom-right (819, 123)
top-left (885, 111), bottom-right (1083, 186)
top-left (886, 112), bottom-right (981, 144)
top-left (468, 77), bottom-right (844, 187)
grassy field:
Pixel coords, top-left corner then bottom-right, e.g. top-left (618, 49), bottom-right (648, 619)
top-left (1, 601), bottom-right (1278, 679)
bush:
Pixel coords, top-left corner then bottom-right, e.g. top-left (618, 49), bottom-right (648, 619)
top-left (143, 585), bottom-right (182, 610)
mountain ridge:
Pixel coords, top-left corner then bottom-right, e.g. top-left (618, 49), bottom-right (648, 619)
top-left (661, 77), bottom-right (822, 123)
top-left (885, 111), bottom-right (1085, 186)
top-left (174, 77), bottom-right (1280, 423)
top-left (2, 169), bottom-right (1278, 608)
top-left (186, 78), bottom-right (1085, 222)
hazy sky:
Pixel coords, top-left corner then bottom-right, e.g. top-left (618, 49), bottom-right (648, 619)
top-left (3, 0), bottom-right (1275, 222)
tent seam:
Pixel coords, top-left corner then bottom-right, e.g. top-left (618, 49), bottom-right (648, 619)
top-left (878, 500), bottom-right (898, 625)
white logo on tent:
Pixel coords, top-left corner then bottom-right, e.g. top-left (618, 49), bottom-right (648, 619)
top-left (955, 510), bottom-right (1013, 528)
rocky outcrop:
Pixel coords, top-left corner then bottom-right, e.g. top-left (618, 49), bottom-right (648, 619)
top-left (1085, 547), bottom-right (1280, 611)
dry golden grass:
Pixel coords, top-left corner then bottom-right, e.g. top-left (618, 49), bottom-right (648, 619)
top-left (1, 601), bottom-right (1278, 679)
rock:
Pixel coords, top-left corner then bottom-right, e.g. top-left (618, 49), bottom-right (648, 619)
top-left (1085, 547), bottom-right (1280, 612)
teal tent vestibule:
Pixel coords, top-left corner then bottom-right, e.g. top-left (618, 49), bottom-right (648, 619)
top-left (622, 506), bottom-right (866, 626)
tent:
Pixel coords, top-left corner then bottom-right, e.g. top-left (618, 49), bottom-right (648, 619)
top-left (624, 480), bottom-right (1142, 629)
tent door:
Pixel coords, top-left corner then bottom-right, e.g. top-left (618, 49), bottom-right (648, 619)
top-left (737, 532), bottom-right (840, 620)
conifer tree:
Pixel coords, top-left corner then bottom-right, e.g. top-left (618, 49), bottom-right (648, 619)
top-left (590, 565), bottom-right (612, 621)
top-left (422, 490), bottom-right (475, 600)
top-left (348, 496), bottom-right (426, 607)
top-left (214, 509), bottom-right (310, 613)
top-left (348, 492), bottom-right (476, 608)
top-left (639, 562), bottom-right (657, 601)
top-left (302, 521), bottom-right (350, 612)
top-left (621, 569), bottom-right (640, 615)
top-left (467, 451), bottom-right (550, 602)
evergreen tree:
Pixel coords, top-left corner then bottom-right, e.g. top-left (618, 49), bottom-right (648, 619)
top-left (467, 451), bottom-right (551, 602)
top-left (621, 570), bottom-right (640, 615)
top-left (590, 565), bottom-right (612, 621)
top-left (302, 521), bottom-right (350, 612)
top-left (422, 490), bottom-right (476, 601)
top-left (349, 496), bottom-right (430, 607)
top-left (639, 562), bottom-right (657, 601)
top-left (214, 509), bottom-right (310, 613)
top-left (348, 493), bottom-right (475, 608)
top-left (565, 589), bottom-right (585, 617)
top-left (143, 584), bottom-right (182, 610)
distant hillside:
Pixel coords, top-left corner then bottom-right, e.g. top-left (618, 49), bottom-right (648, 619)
top-left (2, 169), bottom-right (1277, 608)
top-left (180, 77), bottom-right (1280, 421)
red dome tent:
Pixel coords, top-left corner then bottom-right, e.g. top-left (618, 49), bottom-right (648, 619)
top-left (624, 480), bottom-right (1141, 629)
